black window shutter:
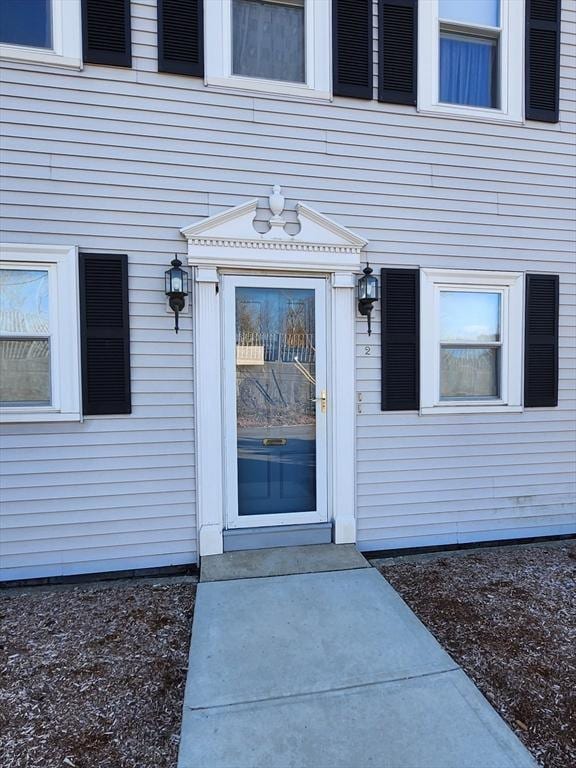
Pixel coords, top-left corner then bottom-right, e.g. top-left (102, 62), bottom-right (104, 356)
top-left (332, 0), bottom-right (374, 99)
top-left (525, 0), bottom-right (561, 123)
top-left (79, 254), bottom-right (131, 416)
top-left (82, 0), bottom-right (132, 67)
top-left (381, 268), bottom-right (420, 411)
top-left (524, 274), bottom-right (559, 408)
top-left (378, 0), bottom-right (418, 105)
top-left (158, 0), bottom-right (204, 77)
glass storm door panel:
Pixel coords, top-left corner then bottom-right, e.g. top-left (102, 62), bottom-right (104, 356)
top-left (224, 277), bottom-right (327, 527)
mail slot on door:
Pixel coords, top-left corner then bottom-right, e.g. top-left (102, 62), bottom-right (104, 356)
top-left (262, 438), bottom-right (288, 446)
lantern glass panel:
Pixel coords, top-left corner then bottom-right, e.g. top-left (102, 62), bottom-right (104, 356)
top-left (366, 275), bottom-right (378, 300)
top-left (171, 270), bottom-right (183, 293)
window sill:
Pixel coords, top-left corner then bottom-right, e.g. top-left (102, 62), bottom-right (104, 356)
top-left (0, 44), bottom-right (82, 70)
top-left (0, 409), bottom-right (82, 423)
top-left (205, 75), bottom-right (331, 102)
top-left (417, 104), bottom-right (523, 126)
top-left (420, 404), bottom-right (523, 415)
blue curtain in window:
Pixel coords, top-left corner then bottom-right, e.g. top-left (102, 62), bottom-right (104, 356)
top-left (440, 36), bottom-right (495, 108)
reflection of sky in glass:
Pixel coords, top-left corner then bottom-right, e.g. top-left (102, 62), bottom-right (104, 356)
top-left (236, 287), bottom-right (313, 336)
top-left (0, 269), bottom-right (49, 334)
top-left (440, 0), bottom-right (499, 26)
top-left (440, 291), bottom-right (500, 342)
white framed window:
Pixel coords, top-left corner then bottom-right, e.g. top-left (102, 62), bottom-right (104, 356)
top-left (205, 0), bottom-right (331, 99)
top-left (418, 0), bottom-right (524, 123)
top-left (0, 0), bottom-right (82, 69)
top-left (0, 244), bottom-right (81, 423)
top-left (420, 269), bottom-right (523, 414)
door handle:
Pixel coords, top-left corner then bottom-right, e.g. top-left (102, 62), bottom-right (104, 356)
top-left (310, 389), bottom-right (327, 413)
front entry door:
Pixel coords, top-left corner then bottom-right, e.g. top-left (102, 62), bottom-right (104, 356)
top-left (223, 275), bottom-right (328, 529)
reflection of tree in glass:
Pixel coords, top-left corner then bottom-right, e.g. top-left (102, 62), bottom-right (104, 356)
top-left (237, 300), bottom-right (262, 336)
top-left (0, 270), bottom-right (49, 335)
top-left (235, 289), bottom-right (316, 427)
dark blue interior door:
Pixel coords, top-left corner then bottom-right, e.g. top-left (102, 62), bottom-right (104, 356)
top-left (235, 286), bottom-right (317, 516)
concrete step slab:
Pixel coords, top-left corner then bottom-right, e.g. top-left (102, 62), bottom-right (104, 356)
top-left (185, 568), bottom-right (456, 709)
top-left (179, 669), bottom-right (537, 768)
top-left (200, 543), bottom-right (370, 582)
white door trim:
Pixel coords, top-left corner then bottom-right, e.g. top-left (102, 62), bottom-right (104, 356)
top-left (222, 274), bottom-right (329, 530)
top-left (183, 186), bottom-right (366, 556)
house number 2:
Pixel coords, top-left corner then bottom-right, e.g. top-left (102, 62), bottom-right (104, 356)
top-left (364, 346), bottom-right (372, 356)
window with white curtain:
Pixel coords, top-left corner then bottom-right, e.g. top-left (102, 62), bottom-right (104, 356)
top-left (420, 269), bottom-right (523, 414)
top-left (0, 244), bottom-right (81, 423)
top-left (418, 0), bottom-right (523, 122)
top-left (232, 0), bottom-right (305, 84)
top-left (205, 0), bottom-right (331, 98)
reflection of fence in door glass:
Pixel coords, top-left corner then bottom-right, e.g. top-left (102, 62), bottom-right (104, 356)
top-left (235, 288), bottom-right (316, 428)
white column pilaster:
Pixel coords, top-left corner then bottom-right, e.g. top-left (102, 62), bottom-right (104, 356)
top-left (192, 265), bottom-right (224, 556)
top-left (331, 271), bottom-right (357, 544)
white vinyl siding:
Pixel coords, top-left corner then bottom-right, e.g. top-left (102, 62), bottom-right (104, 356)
top-left (0, 0), bottom-right (574, 579)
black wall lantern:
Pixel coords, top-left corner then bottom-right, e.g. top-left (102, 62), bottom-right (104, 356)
top-left (357, 263), bottom-right (379, 336)
top-left (165, 255), bottom-right (189, 333)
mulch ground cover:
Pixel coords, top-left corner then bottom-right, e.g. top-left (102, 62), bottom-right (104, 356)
top-left (379, 542), bottom-right (576, 768)
top-left (0, 579), bottom-right (196, 768)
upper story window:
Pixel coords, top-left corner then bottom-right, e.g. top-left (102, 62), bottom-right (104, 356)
top-left (205, 0), bottom-right (331, 98)
top-left (232, 0), bottom-right (305, 84)
top-left (0, 244), bottom-right (81, 423)
top-left (0, 0), bottom-right (81, 68)
top-left (0, 0), bottom-right (52, 49)
top-left (418, 0), bottom-right (523, 122)
top-left (439, 0), bottom-right (500, 109)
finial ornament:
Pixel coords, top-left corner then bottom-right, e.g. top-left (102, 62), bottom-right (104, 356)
top-left (269, 184), bottom-right (285, 219)
top-left (267, 184), bottom-right (289, 237)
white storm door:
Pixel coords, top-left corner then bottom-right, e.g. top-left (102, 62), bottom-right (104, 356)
top-left (223, 274), bottom-right (328, 529)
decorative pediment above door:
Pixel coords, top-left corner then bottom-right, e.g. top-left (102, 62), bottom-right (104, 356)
top-left (180, 185), bottom-right (367, 272)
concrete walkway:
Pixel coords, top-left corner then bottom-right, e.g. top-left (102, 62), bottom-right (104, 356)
top-left (178, 545), bottom-right (537, 768)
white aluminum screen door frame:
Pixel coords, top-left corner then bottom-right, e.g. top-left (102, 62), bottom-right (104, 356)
top-left (222, 274), bottom-right (328, 529)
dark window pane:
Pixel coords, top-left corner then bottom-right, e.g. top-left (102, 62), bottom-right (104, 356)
top-left (233, 0), bottom-right (305, 83)
top-left (0, 0), bottom-right (52, 49)
top-left (440, 32), bottom-right (498, 108)
top-left (0, 338), bottom-right (51, 405)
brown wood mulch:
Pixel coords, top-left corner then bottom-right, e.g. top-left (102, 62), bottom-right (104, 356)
top-left (0, 579), bottom-right (196, 768)
top-left (379, 542), bottom-right (576, 768)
